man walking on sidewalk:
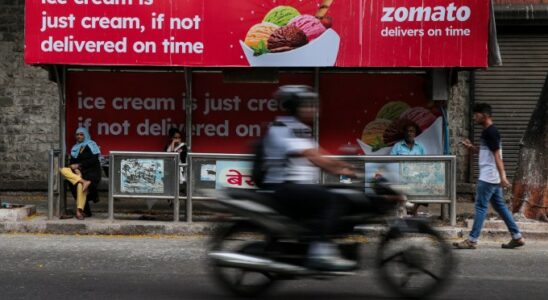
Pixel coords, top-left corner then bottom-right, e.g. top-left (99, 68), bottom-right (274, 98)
top-left (454, 103), bottom-right (525, 250)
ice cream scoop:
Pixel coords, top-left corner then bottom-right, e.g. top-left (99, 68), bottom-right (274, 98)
top-left (288, 15), bottom-right (326, 41)
top-left (400, 107), bottom-right (437, 131)
top-left (244, 22), bottom-right (279, 49)
top-left (267, 25), bottom-right (308, 53)
top-left (263, 6), bottom-right (301, 26)
top-left (377, 101), bottom-right (410, 121)
top-left (361, 118), bottom-right (391, 146)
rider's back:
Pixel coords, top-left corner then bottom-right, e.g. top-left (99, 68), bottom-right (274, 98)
top-left (263, 116), bottom-right (319, 185)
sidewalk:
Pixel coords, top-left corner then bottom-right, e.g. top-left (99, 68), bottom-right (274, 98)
top-left (0, 195), bottom-right (547, 241)
top-left (2, 209), bottom-right (547, 242)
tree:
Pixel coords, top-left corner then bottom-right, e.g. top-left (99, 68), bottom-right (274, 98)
top-left (511, 74), bottom-right (548, 222)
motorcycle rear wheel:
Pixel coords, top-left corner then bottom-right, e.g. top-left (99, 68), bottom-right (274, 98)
top-left (209, 222), bottom-right (278, 297)
top-left (376, 223), bottom-right (454, 299)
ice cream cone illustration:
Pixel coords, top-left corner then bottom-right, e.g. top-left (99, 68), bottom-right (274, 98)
top-left (239, 2), bottom-right (340, 67)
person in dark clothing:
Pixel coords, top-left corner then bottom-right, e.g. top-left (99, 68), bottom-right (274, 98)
top-left (165, 128), bottom-right (187, 184)
top-left (164, 128), bottom-right (188, 164)
top-left (60, 127), bottom-right (102, 220)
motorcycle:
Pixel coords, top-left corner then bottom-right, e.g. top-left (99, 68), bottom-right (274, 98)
top-left (207, 180), bottom-right (454, 299)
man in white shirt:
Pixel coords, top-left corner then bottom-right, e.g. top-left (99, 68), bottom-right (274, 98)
top-left (262, 85), bottom-right (356, 271)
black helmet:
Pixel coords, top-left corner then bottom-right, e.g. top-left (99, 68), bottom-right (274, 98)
top-left (274, 85), bottom-right (318, 115)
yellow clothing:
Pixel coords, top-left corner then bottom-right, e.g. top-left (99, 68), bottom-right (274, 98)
top-left (60, 167), bottom-right (87, 210)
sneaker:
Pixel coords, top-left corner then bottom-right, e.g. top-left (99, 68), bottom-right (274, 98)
top-left (501, 238), bottom-right (525, 249)
top-left (307, 242), bottom-right (357, 271)
top-left (453, 239), bottom-right (477, 249)
top-left (307, 255), bottom-right (357, 271)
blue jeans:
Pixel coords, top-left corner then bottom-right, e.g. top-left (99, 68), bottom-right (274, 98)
top-left (469, 180), bottom-right (522, 242)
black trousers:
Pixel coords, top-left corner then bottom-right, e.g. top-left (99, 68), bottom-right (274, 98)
top-left (273, 183), bottom-right (346, 239)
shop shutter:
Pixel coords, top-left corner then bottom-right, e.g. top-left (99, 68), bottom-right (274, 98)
top-left (473, 34), bottom-right (548, 180)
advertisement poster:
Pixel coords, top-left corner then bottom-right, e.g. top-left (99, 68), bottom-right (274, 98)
top-left (120, 158), bottom-right (164, 193)
top-left (200, 164), bottom-right (217, 182)
top-left (364, 161), bottom-right (446, 196)
top-left (25, 0), bottom-right (489, 67)
top-left (400, 161), bottom-right (446, 196)
top-left (65, 71), bottom-right (312, 154)
top-left (66, 71), bottom-right (443, 155)
top-left (215, 161), bottom-right (255, 190)
top-left (364, 162), bottom-right (401, 187)
top-left (319, 73), bottom-right (442, 154)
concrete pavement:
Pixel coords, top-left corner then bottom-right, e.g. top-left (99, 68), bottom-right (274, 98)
top-left (0, 234), bottom-right (547, 299)
top-left (1, 212), bottom-right (548, 242)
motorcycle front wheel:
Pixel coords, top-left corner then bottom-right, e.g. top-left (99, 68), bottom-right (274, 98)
top-left (376, 222), bottom-right (454, 299)
top-left (209, 222), bottom-right (277, 297)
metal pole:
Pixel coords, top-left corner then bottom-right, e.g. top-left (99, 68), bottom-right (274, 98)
top-left (108, 153), bottom-right (114, 221)
top-left (313, 67), bottom-right (320, 142)
top-left (186, 155), bottom-right (193, 222)
top-left (47, 150), bottom-right (54, 220)
top-left (184, 68), bottom-right (193, 222)
top-left (173, 156), bottom-right (180, 222)
top-left (55, 150), bottom-right (63, 217)
top-left (185, 67), bottom-right (193, 154)
top-left (54, 65), bottom-right (67, 217)
top-left (451, 157), bottom-right (457, 226)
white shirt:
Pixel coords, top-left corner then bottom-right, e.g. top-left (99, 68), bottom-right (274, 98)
top-left (479, 125), bottom-right (502, 184)
top-left (263, 116), bottom-right (319, 184)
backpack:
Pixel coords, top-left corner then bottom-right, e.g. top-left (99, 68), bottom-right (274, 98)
top-left (251, 121), bottom-right (286, 189)
top-left (251, 137), bottom-right (267, 188)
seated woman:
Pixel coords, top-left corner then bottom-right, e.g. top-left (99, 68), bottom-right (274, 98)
top-left (165, 128), bottom-right (187, 182)
top-left (60, 127), bottom-right (102, 220)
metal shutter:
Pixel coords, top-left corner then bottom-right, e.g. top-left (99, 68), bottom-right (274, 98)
top-left (473, 34), bottom-right (548, 180)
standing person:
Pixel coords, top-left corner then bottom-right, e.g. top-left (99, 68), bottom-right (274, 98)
top-left (454, 103), bottom-right (524, 249)
top-left (390, 121), bottom-right (426, 215)
top-left (261, 85), bottom-right (358, 271)
top-left (60, 127), bottom-right (102, 220)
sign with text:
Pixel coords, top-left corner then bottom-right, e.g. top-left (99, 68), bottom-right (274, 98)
top-left (65, 71), bottom-right (312, 154)
top-left (25, 0), bottom-right (489, 67)
top-left (66, 71), bottom-right (444, 155)
top-left (215, 161), bottom-right (256, 190)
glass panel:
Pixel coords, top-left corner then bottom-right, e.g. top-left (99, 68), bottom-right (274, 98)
top-left (362, 160), bottom-right (448, 197)
top-left (399, 161), bottom-right (447, 197)
top-left (112, 155), bottom-right (177, 197)
top-left (190, 157), bottom-right (256, 197)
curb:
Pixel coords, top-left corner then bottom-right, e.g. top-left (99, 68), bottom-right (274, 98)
top-left (0, 221), bottom-right (220, 236)
top-left (356, 225), bottom-right (548, 241)
top-left (0, 220), bottom-right (546, 241)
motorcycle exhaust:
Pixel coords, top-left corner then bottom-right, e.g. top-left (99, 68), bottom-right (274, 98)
top-left (209, 252), bottom-right (309, 275)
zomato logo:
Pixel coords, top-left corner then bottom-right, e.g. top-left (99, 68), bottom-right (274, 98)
top-left (381, 2), bottom-right (471, 22)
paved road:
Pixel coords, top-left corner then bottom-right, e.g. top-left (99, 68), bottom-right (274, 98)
top-left (0, 234), bottom-right (547, 299)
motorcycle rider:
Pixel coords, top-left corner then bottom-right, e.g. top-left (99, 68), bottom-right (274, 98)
top-left (261, 85), bottom-right (357, 271)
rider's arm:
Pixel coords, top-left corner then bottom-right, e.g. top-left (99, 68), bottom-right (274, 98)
top-left (302, 148), bottom-right (354, 176)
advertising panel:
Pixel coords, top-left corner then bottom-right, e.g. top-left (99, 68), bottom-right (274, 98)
top-left (26, 0), bottom-right (489, 67)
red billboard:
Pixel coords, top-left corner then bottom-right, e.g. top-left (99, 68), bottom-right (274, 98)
top-left (66, 71), bottom-right (441, 155)
top-left (65, 71), bottom-right (313, 154)
top-left (26, 0), bottom-right (490, 67)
